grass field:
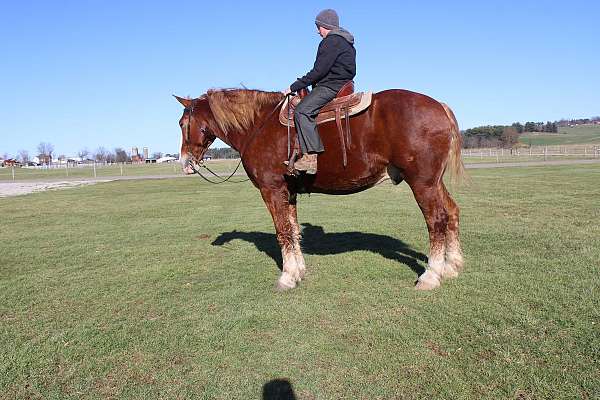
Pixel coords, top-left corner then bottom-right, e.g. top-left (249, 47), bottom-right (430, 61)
top-left (1, 165), bottom-right (599, 399)
top-left (519, 125), bottom-right (600, 146)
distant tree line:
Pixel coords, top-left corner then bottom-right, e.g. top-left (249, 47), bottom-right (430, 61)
top-left (82, 146), bottom-right (130, 163)
top-left (555, 116), bottom-right (600, 127)
top-left (510, 121), bottom-right (558, 134)
top-left (462, 126), bottom-right (520, 148)
top-left (462, 117), bottom-right (573, 148)
top-left (3, 142), bottom-right (179, 165)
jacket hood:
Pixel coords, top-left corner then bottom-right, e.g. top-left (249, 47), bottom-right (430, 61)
top-left (328, 27), bottom-right (354, 44)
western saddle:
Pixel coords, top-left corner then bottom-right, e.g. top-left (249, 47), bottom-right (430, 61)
top-left (279, 81), bottom-right (372, 168)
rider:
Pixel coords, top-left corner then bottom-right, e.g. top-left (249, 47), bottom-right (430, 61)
top-left (283, 9), bottom-right (356, 174)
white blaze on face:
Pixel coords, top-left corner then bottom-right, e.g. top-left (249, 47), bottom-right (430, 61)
top-left (179, 129), bottom-right (194, 174)
top-left (179, 131), bottom-right (186, 165)
top-left (181, 155), bottom-right (194, 175)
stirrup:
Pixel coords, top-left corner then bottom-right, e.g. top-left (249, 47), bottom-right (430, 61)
top-left (284, 149), bottom-right (299, 176)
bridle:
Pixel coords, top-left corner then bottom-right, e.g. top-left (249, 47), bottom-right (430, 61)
top-left (181, 94), bottom-right (290, 185)
top-left (182, 104), bottom-right (248, 184)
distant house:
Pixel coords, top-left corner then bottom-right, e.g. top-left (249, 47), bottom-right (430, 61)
top-left (37, 154), bottom-right (52, 165)
top-left (156, 156), bottom-right (177, 164)
top-left (2, 159), bottom-right (20, 167)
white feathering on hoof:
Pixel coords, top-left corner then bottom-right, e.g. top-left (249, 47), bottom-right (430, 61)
top-left (276, 274), bottom-right (297, 291)
top-left (415, 271), bottom-right (441, 290)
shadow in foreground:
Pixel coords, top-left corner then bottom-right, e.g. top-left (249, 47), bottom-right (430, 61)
top-left (211, 223), bottom-right (426, 276)
top-left (262, 379), bottom-right (296, 400)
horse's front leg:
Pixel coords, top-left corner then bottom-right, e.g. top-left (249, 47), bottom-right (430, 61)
top-left (288, 201), bottom-right (306, 280)
top-left (260, 187), bottom-right (302, 290)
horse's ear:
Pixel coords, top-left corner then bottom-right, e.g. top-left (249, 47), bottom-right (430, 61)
top-left (173, 95), bottom-right (192, 108)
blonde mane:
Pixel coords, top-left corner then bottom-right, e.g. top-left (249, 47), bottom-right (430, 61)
top-left (206, 89), bottom-right (283, 135)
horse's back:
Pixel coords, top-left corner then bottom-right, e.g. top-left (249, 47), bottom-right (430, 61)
top-left (303, 89), bottom-right (456, 193)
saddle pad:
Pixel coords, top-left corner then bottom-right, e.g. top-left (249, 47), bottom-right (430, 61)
top-left (279, 91), bottom-right (373, 128)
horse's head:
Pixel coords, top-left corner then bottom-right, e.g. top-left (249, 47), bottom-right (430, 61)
top-left (174, 95), bottom-right (216, 174)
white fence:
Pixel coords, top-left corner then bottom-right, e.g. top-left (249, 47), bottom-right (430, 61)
top-left (1, 161), bottom-right (181, 181)
top-left (463, 145), bottom-right (600, 161)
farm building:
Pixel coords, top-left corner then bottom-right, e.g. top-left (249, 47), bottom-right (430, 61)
top-left (1, 159), bottom-right (21, 167)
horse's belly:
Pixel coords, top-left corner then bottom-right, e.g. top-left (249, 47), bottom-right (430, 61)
top-left (305, 165), bottom-right (388, 195)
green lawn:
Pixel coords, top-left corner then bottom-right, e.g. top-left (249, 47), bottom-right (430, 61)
top-left (1, 165), bottom-right (599, 399)
top-left (519, 125), bottom-right (600, 146)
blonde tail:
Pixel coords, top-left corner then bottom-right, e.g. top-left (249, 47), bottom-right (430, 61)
top-left (440, 102), bottom-right (467, 185)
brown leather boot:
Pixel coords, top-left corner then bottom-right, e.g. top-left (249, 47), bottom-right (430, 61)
top-left (292, 153), bottom-right (318, 174)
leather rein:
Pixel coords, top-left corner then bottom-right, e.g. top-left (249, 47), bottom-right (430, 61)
top-left (182, 94), bottom-right (290, 185)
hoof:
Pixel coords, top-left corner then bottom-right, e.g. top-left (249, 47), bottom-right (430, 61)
top-left (441, 263), bottom-right (459, 279)
top-left (415, 280), bottom-right (440, 290)
top-left (454, 259), bottom-right (465, 272)
top-left (415, 272), bottom-right (441, 290)
top-left (445, 252), bottom-right (464, 273)
top-left (275, 278), bottom-right (296, 292)
top-left (298, 268), bottom-right (306, 280)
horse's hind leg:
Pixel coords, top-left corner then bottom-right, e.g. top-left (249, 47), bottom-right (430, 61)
top-left (442, 184), bottom-right (463, 278)
top-left (260, 187), bottom-right (302, 290)
top-left (408, 181), bottom-right (448, 290)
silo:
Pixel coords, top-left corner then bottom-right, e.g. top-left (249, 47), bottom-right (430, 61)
top-left (143, 147), bottom-right (149, 159)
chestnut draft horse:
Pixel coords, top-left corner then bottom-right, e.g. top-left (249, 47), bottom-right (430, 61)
top-left (175, 88), bottom-right (465, 291)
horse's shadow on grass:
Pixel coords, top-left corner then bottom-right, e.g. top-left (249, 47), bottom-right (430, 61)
top-left (211, 223), bottom-right (426, 276)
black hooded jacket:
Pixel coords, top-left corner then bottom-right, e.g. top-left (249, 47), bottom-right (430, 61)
top-left (290, 28), bottom-right (356, 94)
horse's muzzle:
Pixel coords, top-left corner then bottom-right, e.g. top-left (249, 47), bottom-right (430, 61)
top-left (181, 157), bottom-right (195, 175)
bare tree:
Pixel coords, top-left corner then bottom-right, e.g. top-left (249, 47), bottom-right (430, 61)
top-left (500, 127), bottom-right (519, 148)
top-left (36, 142), bottom-right (54, 164)
top-left (78, 148), bottom-right (89, 160)
top-left (105, 151), bottom-right (116, 164)
top-left (94, 147), bottom-right (108, 162)
top-left (114, 148), bottom-right (129, 163)
top-left (152, 152), bottom-right (163, 160)
top-left (37, 142), bottom-right (54, 158)
top-left (18, 150), bottom-right (30, 164)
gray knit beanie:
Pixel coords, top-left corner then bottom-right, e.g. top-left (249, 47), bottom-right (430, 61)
top-left (315, 9), bottom-right (339, 30)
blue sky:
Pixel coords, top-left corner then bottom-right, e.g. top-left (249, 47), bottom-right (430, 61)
top-left (1, 0), bottom-right (598, 157)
